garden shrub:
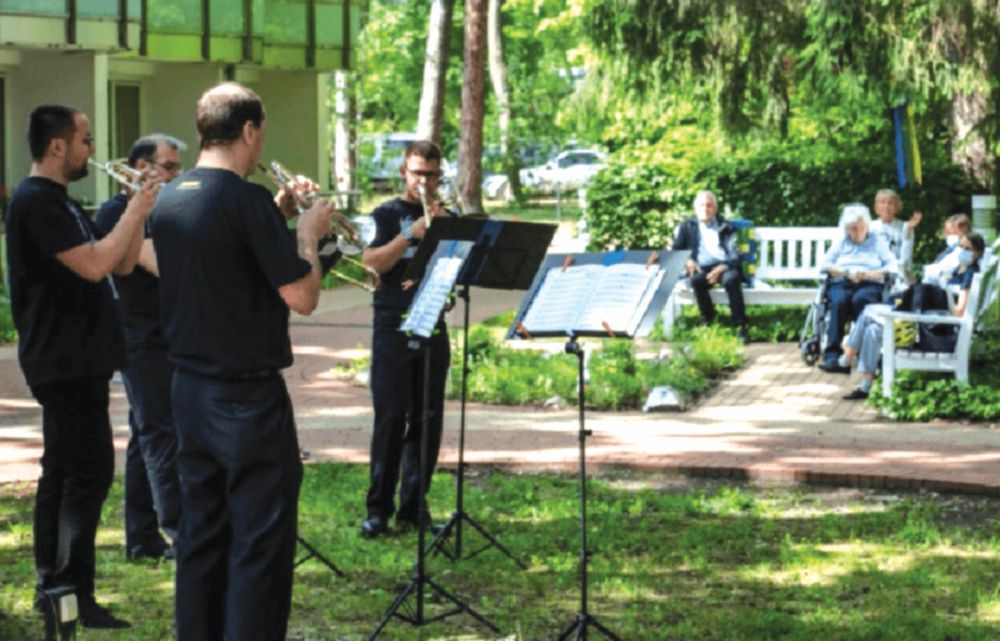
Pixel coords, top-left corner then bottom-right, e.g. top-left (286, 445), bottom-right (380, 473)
top-left (671, 305), bottom-right (806, 343)
top-left (586, 142), bottom-right (979, 267)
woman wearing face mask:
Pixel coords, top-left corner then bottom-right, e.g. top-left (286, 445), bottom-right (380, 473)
top-left (869, 189), bottom-right (922, 276)
top-left (841, 232), bottom-right (985, 400)
top-left (923, 213), bottom-right (972, 285)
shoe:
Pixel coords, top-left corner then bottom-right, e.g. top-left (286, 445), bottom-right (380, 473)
top-left (360, 516), bottom-right (389, 539)
top-left (818, 360), bottom-right (850, 374)
top-left (78, 600), bottom-right (131, 629)
top-left (842, 388), bottom-right (870, 400)
top-left (127, 541), bottom-right (170, 562)
top-left (735, 326), bottom-right (749, 344)
top-left (396, 514), bottom-right (445, 536)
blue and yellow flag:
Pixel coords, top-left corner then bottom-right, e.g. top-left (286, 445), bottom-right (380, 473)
top-left (892, 103), bottom-right (922, 188)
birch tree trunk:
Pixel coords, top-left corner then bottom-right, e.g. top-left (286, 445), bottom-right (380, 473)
top-left (486, 0), bottom-right (521, 203)
top-left (416, 0), bottom-right (453, 146)
top-left (951, 91), bottom-right (994, 190)
top-left (333, 70), bottom-right (358, 212)
top-left (457, 0), bottom-right (487, 214)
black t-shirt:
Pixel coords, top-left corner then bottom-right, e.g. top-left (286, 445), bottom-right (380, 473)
top-left (5, 176), bottom-right (126, 386)
top-left (369, 198), bottom-right (428, 314)
top-left (95, 193), bottom-right (166, 350)
top-left (150, 167), bottom-right (311, 378)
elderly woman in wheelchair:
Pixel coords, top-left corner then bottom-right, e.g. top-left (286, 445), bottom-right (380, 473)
top-left (816, 204), bottom-right (898, 373)
top-left (839, 232), bottom-right (986, 400)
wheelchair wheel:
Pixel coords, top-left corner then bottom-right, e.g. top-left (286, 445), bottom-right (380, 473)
top-left (800, 338), bottom-right (820, 366)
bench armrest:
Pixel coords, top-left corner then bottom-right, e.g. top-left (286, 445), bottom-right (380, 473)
top-left (881, 311), bottom-right (964, 326)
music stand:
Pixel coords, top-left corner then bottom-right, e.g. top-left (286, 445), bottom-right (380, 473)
top-left (404, 217), bottom-right (556, 567)
top-left (369, 238), bottom-right (500, 640)
top-left (507, 249), bottom-right (687, 640)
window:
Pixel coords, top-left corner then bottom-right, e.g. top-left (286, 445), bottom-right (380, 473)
top-left (110, 83), bottom-right (141, 161)
top-left (0, 0), bottom-right (64, 14)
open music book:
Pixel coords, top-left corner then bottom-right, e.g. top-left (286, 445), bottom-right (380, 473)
top-left (520, 262), bottom-right (665, 336)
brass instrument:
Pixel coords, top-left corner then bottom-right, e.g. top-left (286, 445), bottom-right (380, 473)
top-left (88, 158), bottom-right (145, 192)
top-left (259, 161), bottom-right (380, 291)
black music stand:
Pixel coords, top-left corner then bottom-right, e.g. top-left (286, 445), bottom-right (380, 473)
top-left (369, 237), bottom-right (500, 640)
top-left (403, 218), bottom-right (555, 567)
top-left (507, 249), bottom-right (687, 641)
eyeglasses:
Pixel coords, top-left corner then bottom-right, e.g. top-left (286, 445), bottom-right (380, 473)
top-left (155, 161), bottom-right (183, 173)
top-left (406, 168), bottom-right (441, 179)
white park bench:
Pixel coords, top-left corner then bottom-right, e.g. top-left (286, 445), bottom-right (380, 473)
top-left (878, 247), bottom-right (999, 397)
top-left (663, 226), bottom-right (841, 336)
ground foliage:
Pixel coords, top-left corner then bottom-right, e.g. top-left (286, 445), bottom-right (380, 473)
top-left (5, 467), bottom-right (1000, 640)
top-left (447, 324), bottom-right (745, 409)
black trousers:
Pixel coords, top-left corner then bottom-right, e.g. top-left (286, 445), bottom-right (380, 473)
top-left (366, 313), bottom-right (450, 522)
top-left (30, 375), bottom-right (115, 603)
top-left (172, 371), bottom-right (302, 641)
top-left (689, 262), bottom-right (748, 325)
top-left (121, 346), bottom-right (181, 550)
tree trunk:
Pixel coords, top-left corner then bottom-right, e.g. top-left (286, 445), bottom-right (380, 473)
top-left (333, 70), bottom-right (358, 212)
top-left (951, 91), bottom-right (994, 190)
top-left (486, 0), bottom-right (522, 203)
top-left (457, 0), bottom-right (487, 214)
top-left (416, 0), bottom-right (453, 146)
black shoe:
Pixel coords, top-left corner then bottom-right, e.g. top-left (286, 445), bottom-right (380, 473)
top-left (360, 516), bottom-right (389, 539)
top-left (396, 514), bottom-right (445, 536)
top-left (78, 600), bottom-right (131, 629)
top-left (127, 541), bottom-right (169, 562)
top-left (818, 360), bottom-right (851, 374)
top-left (843, 388), bottom-right (870, 400)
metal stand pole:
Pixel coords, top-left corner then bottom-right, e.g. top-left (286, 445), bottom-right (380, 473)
top-left (556, 338), bottom-right (623, 641)
top-left (425, 286), bottom-right (526, 568)
top-left (369, 342), bottom-right (500, 640)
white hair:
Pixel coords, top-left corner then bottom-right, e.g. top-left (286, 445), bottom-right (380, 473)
top-left (693, 190), bottom-right (717, 208)
top-left (838, 203), bottom-right (871, 236)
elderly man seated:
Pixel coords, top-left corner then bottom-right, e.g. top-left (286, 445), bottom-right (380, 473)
top-left (818, 203), bottom-right (897, 373)
top-left (672, 190), bottom-right (748, 341)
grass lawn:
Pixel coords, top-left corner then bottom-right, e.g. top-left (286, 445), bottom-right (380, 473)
top-left (4, 465), bottom-right (1000, 640)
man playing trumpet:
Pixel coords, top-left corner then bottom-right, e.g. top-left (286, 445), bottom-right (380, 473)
top-left (95, 134), bottom-right (186, 564)
top-left (360, 140), bottom-right (452, 539)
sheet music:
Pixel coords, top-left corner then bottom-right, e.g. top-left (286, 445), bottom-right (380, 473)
top-left (521, 262), bottom-right (663, 336)
top-left (401, 241), bottom-right (473, 338)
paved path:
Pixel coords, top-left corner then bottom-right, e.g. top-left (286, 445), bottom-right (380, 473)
top-left (2, 285), bottom-right (999, 494)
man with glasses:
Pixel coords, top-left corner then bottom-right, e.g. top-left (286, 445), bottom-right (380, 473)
top-left (6, 105), bottom-right (159, 632)
top-left (360, 140), bottom-right (452, 539)
top-left (95, 134), bottom-right (186, 563)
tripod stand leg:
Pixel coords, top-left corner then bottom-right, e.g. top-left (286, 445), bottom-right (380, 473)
top-left (368, 579), bottom-right (418, 641)
top-left (425, 577), bottom-right (501, 634)
top-left (588, 614), bottom-right (625, 640)
top-left (461, 513), bottom-right (527, 569)
top-left (295, 535), bottom-right (346, 578)
top-left (556, 614), bottom-right (584, 641)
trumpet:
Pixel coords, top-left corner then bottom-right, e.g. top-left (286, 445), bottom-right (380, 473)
top-left (88, 158), bottom-right (145, 192)
top-left (259, 161), bottom-right (380, 291)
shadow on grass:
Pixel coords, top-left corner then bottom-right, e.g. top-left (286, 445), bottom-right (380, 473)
top-left (4, 464), bottom-right (1000, 640)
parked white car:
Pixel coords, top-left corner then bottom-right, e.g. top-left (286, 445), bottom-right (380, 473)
top-left (520, 149), bottom-right (606, 192)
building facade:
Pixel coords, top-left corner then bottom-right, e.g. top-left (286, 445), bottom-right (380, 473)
top-left (0, 0), bottom-right (361, 212)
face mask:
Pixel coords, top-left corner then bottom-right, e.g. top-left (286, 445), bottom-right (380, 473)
top-left (957, 249), bottom-right (974, 265)
top-left (945, 234), bottom-right (960, 247)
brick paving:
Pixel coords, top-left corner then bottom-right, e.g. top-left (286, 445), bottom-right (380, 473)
top-left (2, 286), bottom-right (999, 494)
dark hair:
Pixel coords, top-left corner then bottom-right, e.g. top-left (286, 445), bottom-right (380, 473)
top-left (27, 104), bottom-right (82, 161)
top-left (127, 134), bottom-right (188, 167)
top-left (195, 82), bottom-right (264, 150)
top-left (404, 140), bottom-right (443, 163)
top-left (965, 232), bottom-right (986, 256)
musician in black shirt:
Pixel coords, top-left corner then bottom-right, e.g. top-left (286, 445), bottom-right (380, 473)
top-left (95, 133), bottom-right (186, 562)
top-left (360, 140), bottom-right (452, 539)
top-left (5, 104), bottom-right (158, 630)
top-left (151, 82), bottom-right (334, 641)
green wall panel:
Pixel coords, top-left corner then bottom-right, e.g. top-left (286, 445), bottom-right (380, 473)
top-left (0, 0), bottom-right (63, 14)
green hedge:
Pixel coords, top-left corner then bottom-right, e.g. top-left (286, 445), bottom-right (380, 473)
top-left (585, 145), bottom-right (980, 267)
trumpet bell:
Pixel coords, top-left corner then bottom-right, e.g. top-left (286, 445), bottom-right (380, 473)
top-left (336, 215), bottom-right (376, 256)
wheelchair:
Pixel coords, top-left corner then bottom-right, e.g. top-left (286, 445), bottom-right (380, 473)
top-left (799, 273), bottom-right (903, 366)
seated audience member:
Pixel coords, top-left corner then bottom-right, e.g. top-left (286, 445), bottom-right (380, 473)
top-left (818, 203), bottom-right (897, 372)
top-left (923, 213), bottom-right (973, 286)
top-left (842, 232), bottom-right (985, 400)
top-left (869, 188), bottom-right (921, 278)
top-left (672, 190), bottom-right (748, 341)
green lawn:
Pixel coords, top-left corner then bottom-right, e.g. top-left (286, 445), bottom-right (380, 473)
top-left (4, 465), bottom-right (1000, 640)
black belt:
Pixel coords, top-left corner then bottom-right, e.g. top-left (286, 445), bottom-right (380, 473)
top-left (176, 367), bottom-right (279, 382)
